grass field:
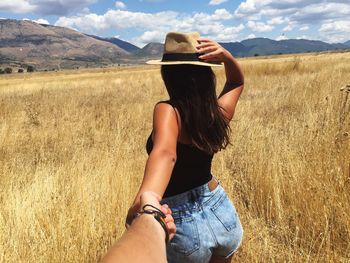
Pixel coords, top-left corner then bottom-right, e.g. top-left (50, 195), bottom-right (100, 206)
top-left (0, 52), bottom-right (349, 262)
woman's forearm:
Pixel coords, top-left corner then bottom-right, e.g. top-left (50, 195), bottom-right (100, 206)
top-left (133, 149), bottom-right (176, 205)
top-left (223, 50), bottom-right (244, 88)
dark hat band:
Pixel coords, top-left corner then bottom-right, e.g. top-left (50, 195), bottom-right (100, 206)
top-left (162, 53), bottom-right (202, 62)
top-left (161, 53), bottom-right (221, 65)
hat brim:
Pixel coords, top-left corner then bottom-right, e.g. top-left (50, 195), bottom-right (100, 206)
top-left (146, 59), bottom-right (223, 67)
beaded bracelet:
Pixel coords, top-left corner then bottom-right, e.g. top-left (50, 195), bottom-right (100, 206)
top-left (136, 204), bottom-right (170, 243)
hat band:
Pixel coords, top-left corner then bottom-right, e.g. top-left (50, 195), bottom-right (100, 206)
top-left (161, 53), bottom-right (202, 62)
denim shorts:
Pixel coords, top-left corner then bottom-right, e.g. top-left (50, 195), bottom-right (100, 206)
top-left (161, 179), bottom-right (243, 263)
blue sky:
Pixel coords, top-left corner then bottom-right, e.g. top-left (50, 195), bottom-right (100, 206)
top-left (0, 0), bottom-right (349, 47)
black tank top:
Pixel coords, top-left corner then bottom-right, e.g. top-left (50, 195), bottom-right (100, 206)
top-left (146, 102), bottom-right (214, 198)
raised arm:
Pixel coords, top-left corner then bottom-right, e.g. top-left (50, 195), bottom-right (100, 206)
top-left (197, 39), bottom-right (244, 121)
top-left (126, 102), bottom-right (178, 226)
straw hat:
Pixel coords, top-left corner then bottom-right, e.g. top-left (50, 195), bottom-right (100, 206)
top-left (146, 32), bottom-right (222, 67)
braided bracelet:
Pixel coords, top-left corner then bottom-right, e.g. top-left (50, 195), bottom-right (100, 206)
top-left (136, 204), bottom-right (170, 243)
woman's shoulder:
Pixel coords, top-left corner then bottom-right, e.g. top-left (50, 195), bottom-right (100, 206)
top-left (153, 100), bottom-right (182, 135)
top-left (154, 100), bottom-right (178, 117)
top-left (153, 100), bottom-right (177, 117)
top-left (155, 100), bottom-right (175, 107)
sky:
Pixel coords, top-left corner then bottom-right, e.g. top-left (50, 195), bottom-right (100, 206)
top-left (0, 0), bottom-right (349, 47)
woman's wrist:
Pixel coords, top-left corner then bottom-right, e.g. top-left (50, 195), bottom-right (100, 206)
top-left (223, 49), bottom-right (235, 64)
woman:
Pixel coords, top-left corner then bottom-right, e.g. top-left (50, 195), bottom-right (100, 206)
top-left (126, 32), bottom-right (244, 263)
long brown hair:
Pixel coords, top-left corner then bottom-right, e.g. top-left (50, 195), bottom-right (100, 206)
top-left (161, 64), bottom-right (230, 154)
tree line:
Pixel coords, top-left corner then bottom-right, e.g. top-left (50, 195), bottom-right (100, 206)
top-left (0, 66), bottom-right (35, 74)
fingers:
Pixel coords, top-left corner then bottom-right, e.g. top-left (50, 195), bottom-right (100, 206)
top-left (165, 214), bottom-right (174, 223)
top-left (197, 38), bottom-right (213, 43)
top-left (160, 204), bottom-right (176, 240)
top-left (197, 46), bottom-right (218, 54)
top-left (195, 38), bottom-right (226, 62)
top-left (164, 214), bottom-right (176, 241)
top-left (196, 42), bottom-right (215, 49)
top-left (199, 50), bottom-right (222, 61)
top-left (161, 204), bottom-right (172, 215)
top-left (167, 221), bottom-right (176, 241)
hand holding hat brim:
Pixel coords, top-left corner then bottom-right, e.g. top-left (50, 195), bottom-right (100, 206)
top-left (146, 32), bottom-right (223, 67)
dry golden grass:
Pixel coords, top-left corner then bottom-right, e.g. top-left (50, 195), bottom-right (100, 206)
top-left (0, 52), bottom-right (349, 262)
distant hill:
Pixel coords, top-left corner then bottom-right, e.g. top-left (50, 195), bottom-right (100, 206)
top-left (128, 38), bottom-right (349, 60)
top-left (219, 42), bottom-right (249, 57)
top-left (133, 43), bottom-right (164, 58)
top-left (88, 35), bottom-right (140, 53)
top-left (0, 19), bottom-right (129, 69)
top-left (222, 38), bottom-right (349, 57)
top-left (0, 19), bottom-right (349, 70)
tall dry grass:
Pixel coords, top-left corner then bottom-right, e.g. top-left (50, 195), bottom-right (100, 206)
top-left (0, 52), bottom-right (349, 262)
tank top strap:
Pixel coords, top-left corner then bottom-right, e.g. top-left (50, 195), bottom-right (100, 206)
top-left (156, 100), bottom-right (175, 108)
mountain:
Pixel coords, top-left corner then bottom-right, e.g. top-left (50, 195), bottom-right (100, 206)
top-left (0, 19), bottom-right (129, 69)
top-left (130, 38), bottom-right (349, 60)
top-left (220, 42), bottom-right (249, 57)
top-left (236, 38), bottom-right (348, 57)
top-left (134, 43), bottom-right (164, 58)
top-left (88, 35), bottom-right (140, 53)
top-left (1, 19), bottom-right (349, 70)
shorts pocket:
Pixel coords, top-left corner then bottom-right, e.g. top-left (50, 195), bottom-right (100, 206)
top-left (210, 193), bottom-right (237, 232)
top-left (169, 214), bottom-right (200, 256)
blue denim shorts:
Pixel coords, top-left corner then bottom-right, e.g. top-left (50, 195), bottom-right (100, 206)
top-left (161, 179), bottom-right (243, 263)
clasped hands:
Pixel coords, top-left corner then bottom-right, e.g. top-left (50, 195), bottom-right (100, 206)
top-left (126, 191), bottom-right (176, 241)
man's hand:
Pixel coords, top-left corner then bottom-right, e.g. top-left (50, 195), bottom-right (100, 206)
top-left (127, 191), bottom-right (176, 241)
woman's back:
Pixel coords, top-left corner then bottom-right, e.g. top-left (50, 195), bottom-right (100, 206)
top-left (146, 102), bottom-right (214, 197)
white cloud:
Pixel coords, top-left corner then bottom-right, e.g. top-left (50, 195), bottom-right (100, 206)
top-left (55, 8), bottom-right (242, 45)
top-left (276, 34), bottom-right (288, 41)
top-left (319, 20), bottom-right (350, 43)
top-left (234, 0), bottom-right (322, 18)
top-left (212, 9), bottom-right (233, 20)
top-left (299, 26), bottom-right (309, 31)
top-left (236, 2), bottom-right (349, 25)
top-left (267, 17), bottom-right (285, 25)
top-left (33, 18), bottom-right (50, 25)
top-left (290, 3), bottom-right (350, 23)
top-left (131, 23), bottom-right (244, 46)
top-left (133, 30), bottom-right (165, 46)
top-left (247, 33), bottom-right (256, 39)
top-left (56, 12), bottom-right (109, 31)
top-left (115, 1), bottom-right (126, 10)
top-left (0, 0), bottom-right (97, 15)
top-left (209, 0), bottom-right (228, 5)
top-left (234, 0), bottom-right (350, 43)
top-left (216, 24), bottom-right (245, 41)
top-left (0, 0), bottom-right (34, 13)
top-left (283, 24), bottom-right (294, 32)
top-left (247, 21), bottom-right (274, 32)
